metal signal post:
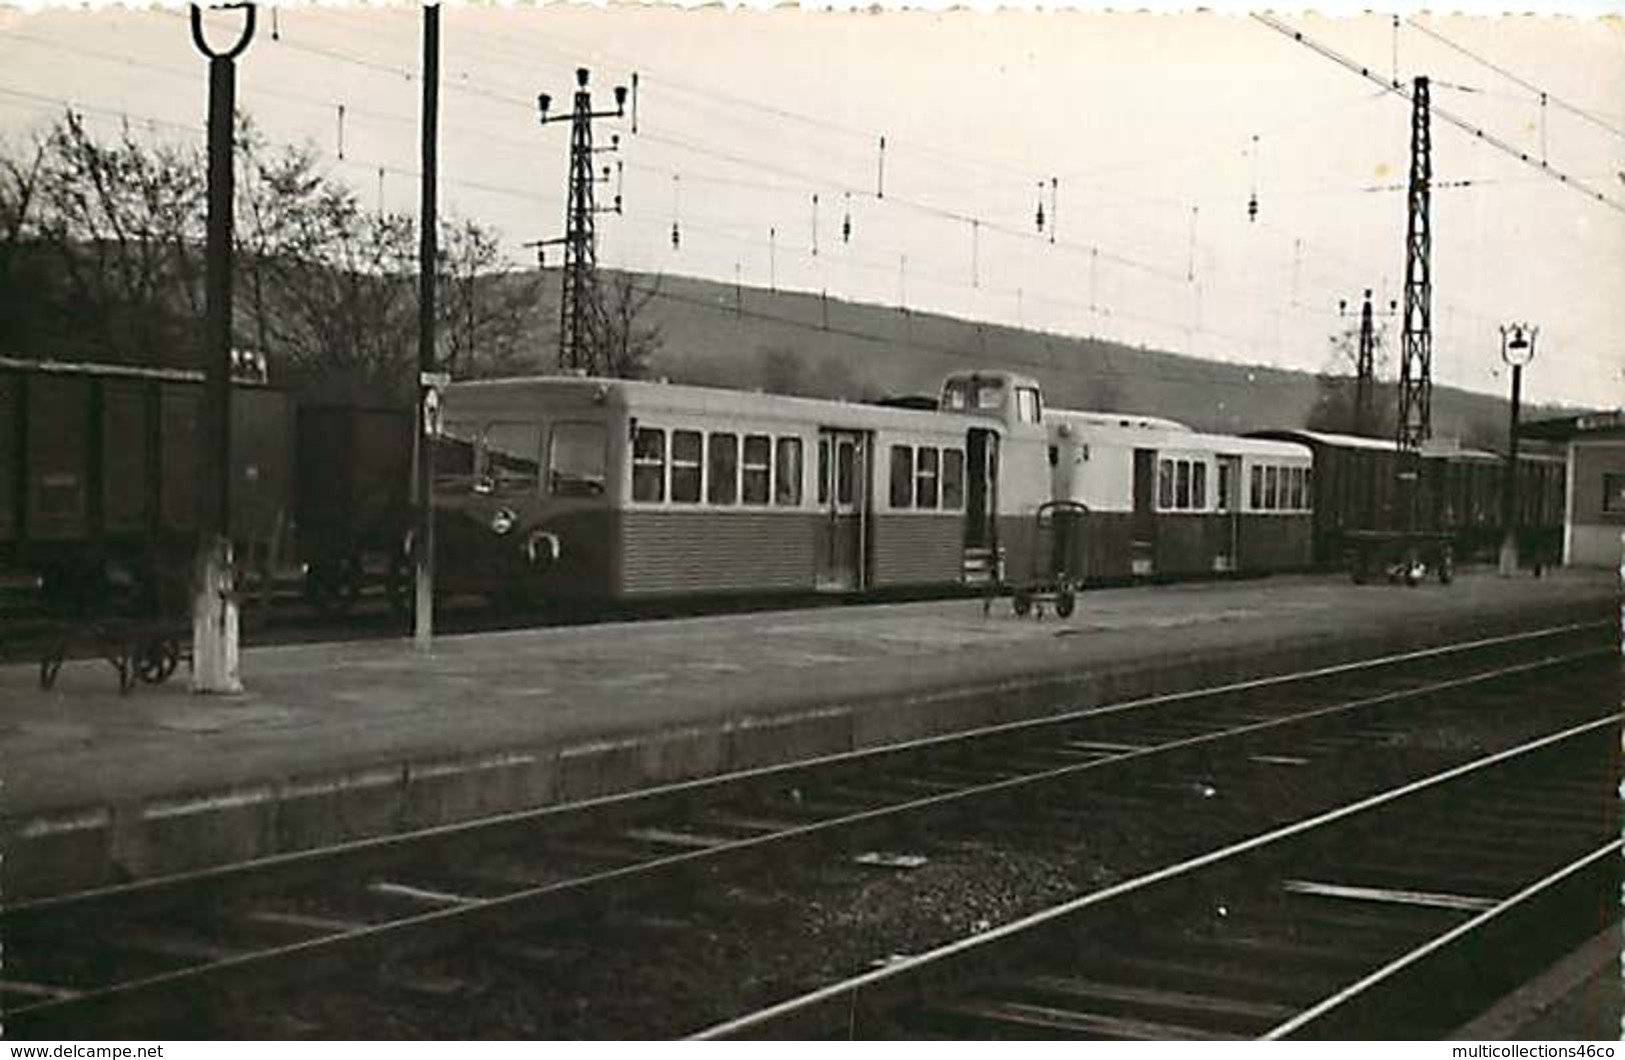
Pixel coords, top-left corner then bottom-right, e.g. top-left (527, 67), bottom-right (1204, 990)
top-left (1338, 289), bottom-right (1399, 438)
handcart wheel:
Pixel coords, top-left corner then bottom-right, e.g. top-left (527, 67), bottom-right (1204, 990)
top-left (1012, 590), bottom-right (1032, 617)
top-left (1055, 589), bottom-right (1076, 619)
top-left (136, 636), bottom-right (181, 684)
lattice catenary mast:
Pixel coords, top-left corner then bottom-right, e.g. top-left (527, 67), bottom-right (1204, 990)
top-left (537, 68), bottom-right (626, 374)
top-left (1396, 75), bottom-right (1433, 530)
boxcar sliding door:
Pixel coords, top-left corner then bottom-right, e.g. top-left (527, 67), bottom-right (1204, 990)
top-left (816, 428), bottom-right (866, 591)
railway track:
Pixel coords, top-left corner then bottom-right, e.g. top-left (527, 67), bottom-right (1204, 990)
top-left (1, 619), bottom-right (1614, 1037)
top-left (695, 714), bottom-right (1619, 1039)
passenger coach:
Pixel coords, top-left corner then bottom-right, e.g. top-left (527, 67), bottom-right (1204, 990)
top-left (429, 370), bottom-right (1051, 604)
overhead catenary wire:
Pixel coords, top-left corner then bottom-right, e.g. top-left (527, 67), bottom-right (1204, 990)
top-left (1403, 17), bottom-right (1625, 142)
top-left (1251, 12), bottom-right (1625, 216)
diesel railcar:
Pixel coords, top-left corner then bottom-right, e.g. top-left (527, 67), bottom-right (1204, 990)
top-left (1046, 410), bottom-right (1315, 580)
top-left (428, 369), bottom-right (1052, 603)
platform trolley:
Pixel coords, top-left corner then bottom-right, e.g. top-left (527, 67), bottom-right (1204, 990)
top-left (1009, 501), bottom-right (1088, 619)
top-left (1344, 529), bottom-right (1455, 587)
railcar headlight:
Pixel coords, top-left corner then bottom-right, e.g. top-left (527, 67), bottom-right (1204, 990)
top-left (490, 507), bottom-right (516, 535)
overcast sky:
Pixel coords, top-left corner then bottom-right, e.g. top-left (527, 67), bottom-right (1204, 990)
top-left (2, 3), bottom-right (1621, 410)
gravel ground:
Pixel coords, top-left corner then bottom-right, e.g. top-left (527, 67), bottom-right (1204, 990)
top-left (183, 659), bottom-right (1616, 1038)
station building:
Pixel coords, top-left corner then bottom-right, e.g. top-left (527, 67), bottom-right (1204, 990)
top-left (1522, 409), bottom-right (1625, 568)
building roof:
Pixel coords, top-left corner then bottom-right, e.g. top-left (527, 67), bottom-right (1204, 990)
top-left (1520, 409), bottom-right (1625, 442)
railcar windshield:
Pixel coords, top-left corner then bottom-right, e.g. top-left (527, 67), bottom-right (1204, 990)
top-left (550, 421), bottom-right (607, 498)
top-left (433, 422), bottom-right (480, 493)
top-left (485, 422), bottom-right (541, 495)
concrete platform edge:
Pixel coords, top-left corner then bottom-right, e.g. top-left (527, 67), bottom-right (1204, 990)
top-left (5, 598), bottom-right (1607, 901)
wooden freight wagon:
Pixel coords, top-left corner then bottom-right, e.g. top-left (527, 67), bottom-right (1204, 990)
top-left (294, 405), bottom-right (414, 615)
top-left (0, 357), bottom-right (292, 616)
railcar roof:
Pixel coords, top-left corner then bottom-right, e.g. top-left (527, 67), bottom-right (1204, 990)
top-left (1250, 428), bottom-right (1399, 452)
top-left (445, 374), bottom-right (993, 434)
top-left (1048, 408), bottom-right (1194, 432)
top-left (1051, 408), bottom-right (1310, 459)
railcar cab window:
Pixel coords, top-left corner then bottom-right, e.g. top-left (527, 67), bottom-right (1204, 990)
top-left (708, 432), bottom-right (739, 505)
top-left (632, 427), bottom-right (665, 503)
top-left (1015, 387), bottom-right (1042, 425)
top-left (549, 422), bottom-right (606, 498)
top-left (775, 438), bottom-right (803, 506)
top-left (817, 438), bottom-right (830, 505)
top-left (671, 430), bottom-right (702, 503)
top-left (485, 422), bottom-right (541, 495)
top-left (434, 421), bottom-right (480, 492)
top-left (941, 377), bottom-right (1004, 412)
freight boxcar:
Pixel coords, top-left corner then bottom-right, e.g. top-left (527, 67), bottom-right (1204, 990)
top-left (295, 405), bottom-right (413, 615)
top-left (0, 357), bottom-right (292, 615)
top-left (1249, 428), bottom-right (1565, 577)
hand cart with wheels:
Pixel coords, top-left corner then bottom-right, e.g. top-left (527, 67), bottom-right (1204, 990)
top-left (1010, 501), bottom-right (1088, 619)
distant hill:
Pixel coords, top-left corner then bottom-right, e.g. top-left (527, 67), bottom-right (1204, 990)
top-left (518, 267), bottom-right (1571, 451)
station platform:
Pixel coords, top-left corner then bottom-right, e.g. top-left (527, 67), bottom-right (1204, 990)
top-left (2, 569), bottom-right (1617, 900)
top-left (1456, 924), bottom-right (1622, 1041)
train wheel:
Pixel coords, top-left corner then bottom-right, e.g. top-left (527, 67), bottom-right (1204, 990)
top-left (135, 637), bottom-right (180, 684)
top-left (1055, 589), bottom-right (1076, 619)
top-left (1012, 590), bottom-right (1032, 617)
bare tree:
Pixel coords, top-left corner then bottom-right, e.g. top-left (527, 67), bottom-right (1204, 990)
top-left (437, 219), bottom-right (546, 380)
top-left (2, 113), bottom-right (544, 394)
top-left (593, 270), bottom-right (664, 379)
top-left (0, 137), bottom-right (49, 355)
top-left (29, 112), bottom-right (206, 367)
top-left (1307, 318), bottom-right (1396, 437)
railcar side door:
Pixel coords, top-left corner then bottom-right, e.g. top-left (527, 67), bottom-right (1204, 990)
top-left (1215, 454), bottom-right (1241, 571)
top-left (1131, 448), bottom-right (1156, 575)
top-left (816, 428), bottom-right (866, 591)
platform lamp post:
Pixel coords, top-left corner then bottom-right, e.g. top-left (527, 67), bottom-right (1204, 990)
top-left (190, 2), bottom-right (255, 694)
top-left (1498, 322), bottom-right (1537, 577)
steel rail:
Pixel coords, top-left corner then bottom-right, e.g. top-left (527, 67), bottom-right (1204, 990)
top-left (1263, 838), bottom-right (1623, 1039)
top-left (7, 618), bottom-right (1604, 921)
top-left (3, 632), bottom-right (1610, 1035)
top-left (690, 711), bottom-right (1620, 1039)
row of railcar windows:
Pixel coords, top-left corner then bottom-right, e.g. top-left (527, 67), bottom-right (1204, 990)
top-left (633, 427), bottom-right (804, 506)
top-left (1251, 464), bottom-right (1312, 511)
top-left (1157, 458), bottom-right (1209, 511)
top-left (889, 445), bottom-right (967, 511)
